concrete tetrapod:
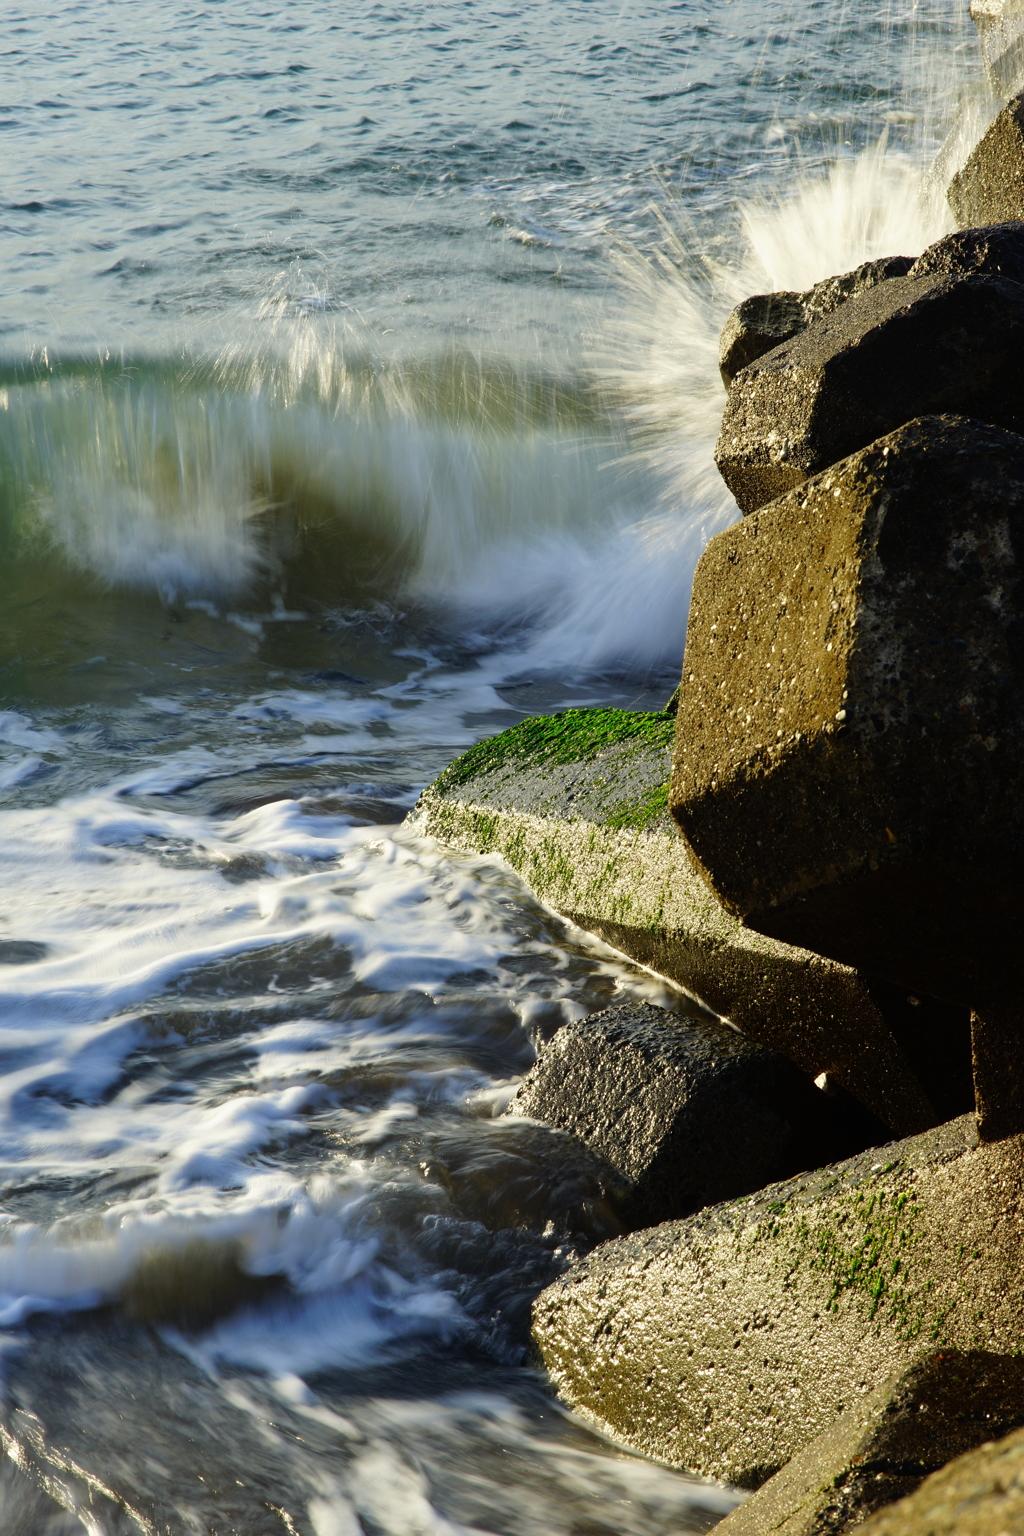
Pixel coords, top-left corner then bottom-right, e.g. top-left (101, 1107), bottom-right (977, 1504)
top-left (672, 414), bottom-right (1024, 1139)
top-left (909, 217), bottom-right (1024, 283)
top-left (718, 257), bottom-right (913, 387)
top-left (506, 1001), bottom-right (868, 1229)
top-left (948, 88), bottom-right (1024, 227)
top-left (714, 273), bottom-right (1024, 513)
top-left (713, 1350), bottom-right (1024, 1536)
top-left (969, 1), bottom-right (1024, 99)
top-left (412, 710), bottom-right (971, 1137)
top-left (530, 1116), bottom-right (1024, 1488)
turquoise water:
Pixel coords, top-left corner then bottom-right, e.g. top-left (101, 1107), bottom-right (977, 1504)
top-left (0, 2), bottom-right (979, 1532)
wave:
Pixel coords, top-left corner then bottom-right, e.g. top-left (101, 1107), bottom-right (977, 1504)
top-left (0, 132), bottom-right (968, 681)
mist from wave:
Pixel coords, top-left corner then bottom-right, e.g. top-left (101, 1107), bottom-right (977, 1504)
top-left (0, 130), bottom-right (964, 697)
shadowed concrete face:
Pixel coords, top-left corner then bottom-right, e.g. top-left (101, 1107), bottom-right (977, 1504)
top-left (714, 1350), bottom-right (1024, 1536)
top-left (673, 415), bottom-right (1024, 1013)
top-left (854, 1418), bottom-right (1024, 1536)
top-left (715, 276), bottom-right (1024, 513)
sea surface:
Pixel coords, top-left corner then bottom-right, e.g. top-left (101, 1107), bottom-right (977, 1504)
top-left (0, 2), bottom-right (981, 1531)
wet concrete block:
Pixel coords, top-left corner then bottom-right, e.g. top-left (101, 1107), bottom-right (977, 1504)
top-left (971, 1), bottom-right (1024, 100)
top-left (909, 218), bottom-right (1024, 282)
top-left (719, 290), bottom-right (806, 387)
top-left (714, 1350), bottom-right (1024, 1536)
top-left (672, 415), bottom-right (1024, 1026)
top-left (412, 708), bottom-right (969, 1138)
top-left (531, 1116), bottom-right (1024, 1485)
top-left (507, 1000), bottom-right (859, 1228)
top-left (854, 1420), bottom-right (1024, 1535)
top-left (714, 274), bottom-right (1024, 512)
top-left (949, 89), bottom-right (1024, 226)
top-left (719, 257), bottom-right (913, 388)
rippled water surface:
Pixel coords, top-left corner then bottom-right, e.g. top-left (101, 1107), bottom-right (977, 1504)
top-left (0, 1), bottom-right (981, 1531)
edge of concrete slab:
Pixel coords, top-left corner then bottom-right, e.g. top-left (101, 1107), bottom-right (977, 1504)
top-left (411, 710), bottom-right (935, 1135)
top-left (530, 1115), bottom-right (1024, 1488)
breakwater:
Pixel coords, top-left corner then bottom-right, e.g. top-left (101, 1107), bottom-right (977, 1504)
top-left (413, 13), bottom-right (1024, 1532)
top-left (0, 0), bottom-right (992, 1531)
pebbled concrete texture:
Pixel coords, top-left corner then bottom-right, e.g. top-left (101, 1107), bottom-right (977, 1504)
top-left (853, 1420), bottom-right (1024, 1535)
top-left (948, 89), bottom-right (1024, 226)
top-left (672, 414), bottom-right (1024, 1014)
top-left (410, 715), bottom-right (942, 1137)
top-left (506, 1001), bottom-right (856, 1229)
top-left (909, 218), bottom-right (1024, 283)
top-left (714, 273), bottom-right (1024, 513)
top-left (713, 1350), bottom-right (1024, 1536)
top-left (530, 1116), bottom-right (1024, 1488)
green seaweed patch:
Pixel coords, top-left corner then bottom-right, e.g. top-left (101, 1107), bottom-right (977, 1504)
top-left (435, 707), bottom-right (676, 796)
top-left (605, 779), bottom-right (671, 831)
top-left (756, 1176), bottom-right (947, 1343)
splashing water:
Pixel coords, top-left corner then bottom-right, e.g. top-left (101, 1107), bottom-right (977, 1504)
top-left (0, 0), bottom-right (993, 1529)
top-left (0, 130), bottom-right (963, 685)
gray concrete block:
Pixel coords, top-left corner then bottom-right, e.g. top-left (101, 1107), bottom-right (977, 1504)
top-left (531, 1117), bottom-right (1024, 1486)
top-left (714, 1350), bottom-right (1024, 1535)
top-left (949, 89), bottom-right (1024, 225)
top-left (971, 1), bottom-right (1024, 99)
top-left (507, 1001), bottom-right (855, 1228)
top-left (719, 258), bottom-right (913, 388)
top-left (673, 415), bottom-right (1024, 1024)
top-left (715, 275), bottom-right (1024, 513)
top-left (909, 218), bottom-right (1024, 282)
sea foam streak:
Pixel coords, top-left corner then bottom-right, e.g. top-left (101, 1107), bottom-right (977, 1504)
top-left (0, 0), bottom-right (987, 1524)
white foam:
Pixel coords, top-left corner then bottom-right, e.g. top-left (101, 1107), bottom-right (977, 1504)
top-left (0, 712), bottom-right (666, 1353)
top-left (0, 712), bottom-right (66, 753)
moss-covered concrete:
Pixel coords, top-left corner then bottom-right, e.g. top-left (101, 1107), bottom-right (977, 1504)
top-left (412, 708), bottom-right (937, 1137)
top-left (531, 1116), bottom-right (1024, 1488)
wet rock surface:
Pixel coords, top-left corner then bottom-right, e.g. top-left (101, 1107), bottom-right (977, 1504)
top-left (718, 257), bottom-right (913, 387)
top-left (949, 89), bottom-right (1024, 227)
top-left (719, 291), bottom-right (807, 387)
top-left (673, 414), bottom-right (1024, 1018)
top-left (414, 711), bottom-right (951, 1138)
top-left (531, 1116), bottom-right (1024, 1486)
top-left (714, 274), bottom-right (1024, 512)
top-left (714, 1350), bottom-right (1024, 1536)
top-left (909, 218), bottom-right (1024, 282)
top-left (854, 1420), bottom-right (1024, 1536)
top-left (507, 1001), bottom-right (865, 1228)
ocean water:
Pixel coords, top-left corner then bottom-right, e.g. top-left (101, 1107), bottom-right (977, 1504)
top-left (0, 1), bottom-right (982, 1531)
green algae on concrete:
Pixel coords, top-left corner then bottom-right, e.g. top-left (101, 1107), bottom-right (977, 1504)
top-left (531, 1116), bottom-right (1024, 1488)
top-left (413, 707), bottom-right (937, 1137)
